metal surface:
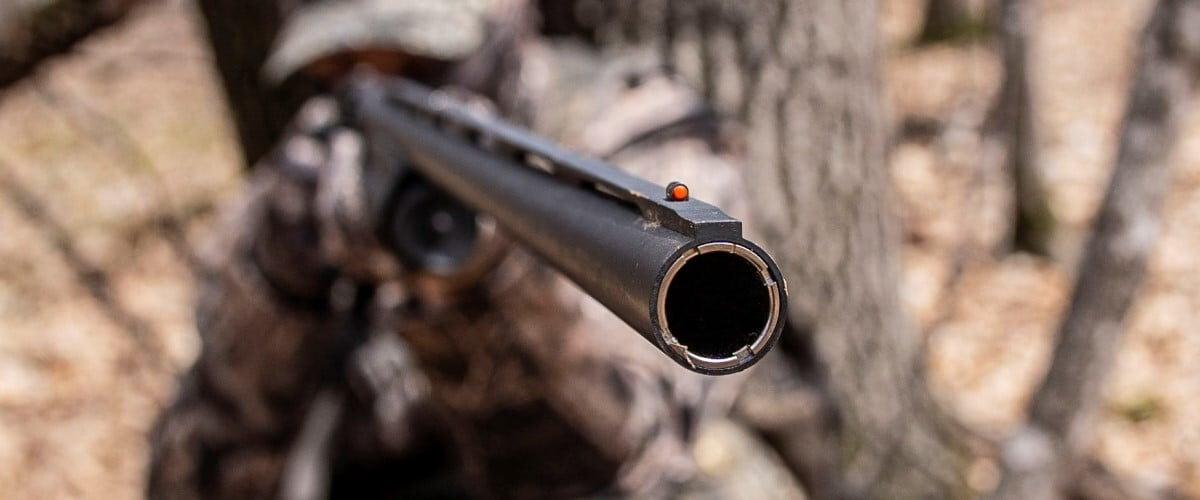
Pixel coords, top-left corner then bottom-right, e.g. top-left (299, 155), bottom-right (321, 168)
top-left (345, 74), bottom-right (788, 375)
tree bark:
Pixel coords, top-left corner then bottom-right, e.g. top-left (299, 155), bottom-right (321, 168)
top-left (991, 0), bottom-right (1055, 255)
top-left (192, 0), bottom-right (318, 167)
top-left (0, 0), bottom-right (146, 90)
top-left (991, 1), bottom-right (1200, 497)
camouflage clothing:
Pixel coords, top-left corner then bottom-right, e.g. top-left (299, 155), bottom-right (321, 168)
top-left (149, 13), bottom-right (751, 499)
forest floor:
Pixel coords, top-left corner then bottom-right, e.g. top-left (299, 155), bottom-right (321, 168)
top-left (0, 0), bottom-right (1194, 498)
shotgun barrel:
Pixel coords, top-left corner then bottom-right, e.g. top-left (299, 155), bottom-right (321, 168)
top-left (345, 75), bottom-right (787, 375)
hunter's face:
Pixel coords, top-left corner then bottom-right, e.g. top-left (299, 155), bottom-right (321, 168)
top-left (302, 49), bottom-right (453, 86)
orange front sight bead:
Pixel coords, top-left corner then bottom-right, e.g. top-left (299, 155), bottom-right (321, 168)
top-left (666, 181), bottom-right (689, 201)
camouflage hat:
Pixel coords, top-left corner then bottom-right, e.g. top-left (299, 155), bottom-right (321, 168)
top-left (264, 0), bottom-right (490, 83)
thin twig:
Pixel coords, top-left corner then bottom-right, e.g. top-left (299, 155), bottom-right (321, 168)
top-left (31, 79), bottom-right (205, 275)
top-left (0, 162), bottom-right (168, 371)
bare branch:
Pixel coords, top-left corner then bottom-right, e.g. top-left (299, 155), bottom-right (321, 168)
top-left (0, 162), bottom-right (167, 370)
top-left (990, 0), bottom-right (1055, 256)
top-left (0, 0), bottom-right (149, 91)
top-left (30, 79), bottom-right (204, 275)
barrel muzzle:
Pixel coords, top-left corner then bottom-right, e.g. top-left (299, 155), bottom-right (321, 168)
top-left (657, 242), bottom-right (783, 373)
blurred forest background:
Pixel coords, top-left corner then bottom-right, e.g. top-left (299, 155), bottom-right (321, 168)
top-left (0, 0), bottom-right (1198, 498)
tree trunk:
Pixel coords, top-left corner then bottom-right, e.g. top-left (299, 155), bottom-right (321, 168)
top-left (991, 0), bottom-right (1055, 255)
top-left (920, 0), bottom-right (975, 43)
top-left (192, 0), bottom-right (318, 167)
top-left (991, 0), bottom-right (1200, 497)
top-left (735, 2), bottom-right (974, 497)
top-left (0, 0), bottom-right (146, 90)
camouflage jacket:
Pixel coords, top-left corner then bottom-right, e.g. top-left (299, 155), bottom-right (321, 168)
top-left (148, 39), bottom-right (752, 499)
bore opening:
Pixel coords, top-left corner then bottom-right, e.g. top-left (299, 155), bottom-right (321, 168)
top-left (661, 245), bottom-right (776, 365)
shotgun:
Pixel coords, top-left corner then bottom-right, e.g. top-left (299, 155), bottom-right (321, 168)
top-left (343, 74), bottom-right (787, 375)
